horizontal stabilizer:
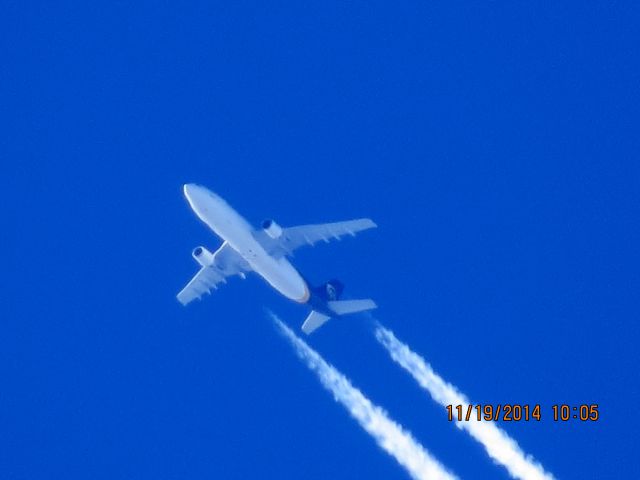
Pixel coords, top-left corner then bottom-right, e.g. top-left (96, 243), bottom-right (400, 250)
top-left (301, 310), bottom-right (331, 335)
top-left (327, 299), bottom-right (377, 316)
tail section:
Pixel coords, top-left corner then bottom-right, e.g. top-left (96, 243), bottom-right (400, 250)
top-left (301, 278), bottom-right (377, 334)
top-left (301, 299), bottom-right (377, 335)
top-left (327, 299), bottom-right (377, 315)
top-left (302, 310), bottom-right (331, 335)
top-left (315, 279), bottom-right (344, 301)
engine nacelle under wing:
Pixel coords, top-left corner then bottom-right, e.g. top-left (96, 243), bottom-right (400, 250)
top-left (192, 246), bottom-right (215, 267)
top-left (262, 219), bottom-right (283, 239)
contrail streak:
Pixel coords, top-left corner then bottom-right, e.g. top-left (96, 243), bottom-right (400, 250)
top-left (375, 325), bottom-right (555, 480)
top-left (271, 314), bottom-right (458, 480)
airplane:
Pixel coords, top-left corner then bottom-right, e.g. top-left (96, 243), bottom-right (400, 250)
top-left (177, 184), bottom-right (378, 334)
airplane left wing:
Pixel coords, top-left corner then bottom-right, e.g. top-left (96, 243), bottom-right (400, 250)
top-left (256, 218), bottom-right (377, 258)
top-left (177, 243), bottom-right (251, 305)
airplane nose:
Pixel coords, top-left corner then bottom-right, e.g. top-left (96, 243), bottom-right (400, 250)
top-left (183, 183), bottom-right (197, 200)
top-left (183, 183), bottom-right (220, 207)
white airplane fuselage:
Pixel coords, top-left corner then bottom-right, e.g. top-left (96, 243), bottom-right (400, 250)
top-left (183, 184), bottom-right (310, 303)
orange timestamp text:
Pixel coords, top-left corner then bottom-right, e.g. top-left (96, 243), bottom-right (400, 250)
top-left (446, 404), bottom-right (599, 422)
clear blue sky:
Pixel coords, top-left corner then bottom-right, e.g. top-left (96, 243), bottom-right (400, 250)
top-left (3, 2), bottom-right (639, 479)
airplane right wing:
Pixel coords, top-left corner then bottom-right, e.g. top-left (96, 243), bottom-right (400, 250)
top-left (177, 243), bottom-right (251, 305)
top-left (256, 218), bottom-right (377, 258)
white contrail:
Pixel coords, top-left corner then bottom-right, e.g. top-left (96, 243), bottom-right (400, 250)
top-left (375, 325), bottom-right (555, 480)
top-left (271, 314), bottom-right (458, 480)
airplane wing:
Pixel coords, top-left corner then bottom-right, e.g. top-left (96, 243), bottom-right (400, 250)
top-left (177, 243), bottom-right (251, 305)
top-left (256, 218), bottom-right (377, 258)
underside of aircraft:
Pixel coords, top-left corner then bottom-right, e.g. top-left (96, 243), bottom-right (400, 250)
top-left (177, 184), bottom-right (377, 333)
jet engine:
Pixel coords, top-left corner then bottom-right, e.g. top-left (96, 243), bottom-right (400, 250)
top-left (262, 219), bottom-right (283, 239)
top-left (192, 246), bottom-right (215, 267)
